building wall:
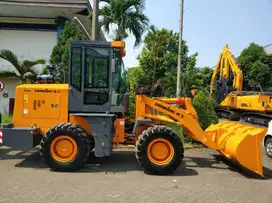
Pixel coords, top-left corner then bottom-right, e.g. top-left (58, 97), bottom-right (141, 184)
top-left (0, 77), bottom-right (20, 115)
top-left (0, 29), bottom-right (58, 115)
top-left (0, 29), bottom-right (58, 72)
top-left (0, 0), bottom-right (93, 116)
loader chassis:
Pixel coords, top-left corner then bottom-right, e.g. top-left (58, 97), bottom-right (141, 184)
top-left (0, 41), bottom-right (127, 150)
top-left (0, 40), bottom-right (269, 177)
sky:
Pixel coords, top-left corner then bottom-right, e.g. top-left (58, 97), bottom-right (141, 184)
top-left (91, 0), bottom-right (272, 68)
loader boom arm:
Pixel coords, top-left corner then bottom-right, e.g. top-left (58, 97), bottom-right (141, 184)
top-left (210, 45), bottom-right (243, 98)
top-left (135, 94), bottom-right (267, 176)
top-left (135, 95), bottom-right (218, 149)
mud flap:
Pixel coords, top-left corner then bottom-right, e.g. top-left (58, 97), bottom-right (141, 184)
top-left (205, 121), bottom-right (267, 176)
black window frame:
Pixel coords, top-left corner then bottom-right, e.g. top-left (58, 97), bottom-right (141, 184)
top-left (84, 47), bottom-right (110, 89)
top-left (70, 47), bottom-right (82, 92)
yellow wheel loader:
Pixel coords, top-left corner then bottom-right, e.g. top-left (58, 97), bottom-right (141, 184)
top-left (210, 45), bottom-right (272, 127)
top-left (0, 40), bottom-right (268, 177)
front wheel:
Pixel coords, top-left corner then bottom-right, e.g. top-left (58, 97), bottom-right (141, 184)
top-left (40, 123), bottom-right (91, 171)
top-left (135, 125), bottom-right (184, 175)
top-left (265, 137), bottom-right (272, 158)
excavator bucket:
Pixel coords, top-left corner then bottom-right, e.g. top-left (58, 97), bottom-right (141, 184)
top-left (205, 120), bottom-right (267, 176)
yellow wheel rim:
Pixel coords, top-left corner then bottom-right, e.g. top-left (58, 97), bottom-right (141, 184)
top-left (50, 136), bottom-right (78, 163)
top-left (147, 138), bottom-right (174, 165)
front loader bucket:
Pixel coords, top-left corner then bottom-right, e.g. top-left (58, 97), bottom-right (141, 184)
top-left (205, 121), bottom-right (267, 177)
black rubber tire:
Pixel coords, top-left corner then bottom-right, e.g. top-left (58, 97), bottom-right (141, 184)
top-left (265, 137), bottom-right (272, 158)
top-left (135, 125), bottom-right (184, 175)
top-left (40, 122), bottom-right (91, 172)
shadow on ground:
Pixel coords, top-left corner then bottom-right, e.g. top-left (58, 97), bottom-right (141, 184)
top-left (1, 147), bottom-right (198, 175)
top-left (211, 153), bottom-right (272, 180)
top-left (1, 147), bottom-right (271, 179)
top-left (9, 149), bottom-right (198, 176)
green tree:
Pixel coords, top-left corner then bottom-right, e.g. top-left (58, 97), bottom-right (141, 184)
top-left (88, 0), bottom-right (149, 47)
top-left (126, 27), bottom-right (219, 138)
top-left (0, 49), bottom-right (45, 84)
top-left (249, 60), bottom-right (270, 89)
top-left (126, 66), bottom-right (146, 117)
top-left (136, 26), bottom-right (199, 97)
top-left (127, 66), bottom-right (146, 91)
top-left (237, 42), bottom-right (271, 90)
top-left (50, 21), bottom-right (85, 83)
top-left (194, 66), bottom-right (214, 93)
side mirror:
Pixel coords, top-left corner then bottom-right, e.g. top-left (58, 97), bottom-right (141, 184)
top-left (111, 58), bottom-right (117, 73)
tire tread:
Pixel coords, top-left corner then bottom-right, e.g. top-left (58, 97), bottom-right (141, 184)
top-left (135, 125), bottom-right (184, 175)
top-left (40, 122), bottom-right (91, 172)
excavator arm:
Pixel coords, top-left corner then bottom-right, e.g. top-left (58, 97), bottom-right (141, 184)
top-left (210, 45), bottom-right (243, 102)
top-left (209, 45), bottom-right (272, 127)
top-left (134, 94), bottom-right (267, 177)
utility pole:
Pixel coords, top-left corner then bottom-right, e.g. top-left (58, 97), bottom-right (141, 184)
top-left (92, 0), bottom-right (99, 40)
top-left (176, 0), bottom-right (184, 97)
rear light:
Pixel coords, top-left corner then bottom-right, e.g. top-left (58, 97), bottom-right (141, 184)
top-left (0, 130), bottom-right (3, 144)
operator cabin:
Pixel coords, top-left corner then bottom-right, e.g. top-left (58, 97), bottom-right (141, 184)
top-left (0, 0), bottom-right (105, 116)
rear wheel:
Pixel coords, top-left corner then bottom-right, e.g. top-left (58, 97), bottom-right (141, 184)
top-left (40, 123), bottom-right (91, 171)
top-left (135, 125), bottom-right (184, 175)
top-left (265, 137), bottom-right (272, 158)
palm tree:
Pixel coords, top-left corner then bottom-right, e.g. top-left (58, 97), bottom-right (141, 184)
top-left (0, 49), bottom-right (45, 84)
top-left (88, 0), bottom-right (149, 47)
top-left (143, 25), bottom-right (174, 96)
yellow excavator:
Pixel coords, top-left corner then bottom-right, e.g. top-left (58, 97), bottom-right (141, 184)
top-left (0, 40), bottom-right (268, 177)
top-left (210, 45), bottom-right (272, 127)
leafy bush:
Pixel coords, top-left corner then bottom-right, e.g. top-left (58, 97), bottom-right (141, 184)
top-left (126, 91), bottom-right (136, 118)
top-left (0, 114), bottom-right (12, 127)
top-left (172, 90), bottom-right (219, 144)
top-left (192, 90), bottom-right (219, 130)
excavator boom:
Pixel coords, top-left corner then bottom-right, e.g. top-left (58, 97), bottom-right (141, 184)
top-left (135, 94), bottom-right (267, 176)
top-left (210, 45), bottom-right (243, 101)
top-left (210, 45), bottom-right (272, 127)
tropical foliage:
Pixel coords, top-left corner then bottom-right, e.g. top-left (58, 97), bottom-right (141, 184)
top-left (50, 21), bottom-right (85, 83)
top-left (127, 26), bottom-right (213, 98)
top-left (126, 26), bottom-right (217, 131)
top-left (49, 0), bottom-right (149, 82)
top-left (0, 49), bottom-right (45, 83)
top-left (237, 42), bottom-right (272, 91)
top-left (88, 0), bottom-right (149, 47)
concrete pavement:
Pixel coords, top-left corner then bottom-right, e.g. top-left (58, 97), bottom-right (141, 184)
top-left (0, 146), bottom-right (271, 203)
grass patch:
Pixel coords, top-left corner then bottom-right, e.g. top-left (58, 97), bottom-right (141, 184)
top-left (0, 114), bottom-right (12, 127)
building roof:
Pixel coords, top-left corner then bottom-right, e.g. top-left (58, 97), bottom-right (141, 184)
top-left (264, 44), bottom-right (272, 55)
top-left (0, 0), bottom-right (93, 37)
top-left (0, 0), bottom-right (108, 41)
top-left (0, 0), bottom-right (91, 19)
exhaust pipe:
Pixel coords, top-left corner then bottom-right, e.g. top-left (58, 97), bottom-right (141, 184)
top-left (73, 16), bottom-right (92, 40)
